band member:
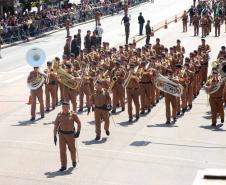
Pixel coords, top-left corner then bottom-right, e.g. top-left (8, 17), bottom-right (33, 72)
top-left (125, 63), bottom-right (140, 122)
top-left (139, 61), bottom-right (152, 114)
top-left (44, 61), bottom-right (57, 111)
top-left (152, 38), bottom-right (164, 56)
top-left (214, 15), bottom-right (221, 37)
top-left (53, 102), bottom-right (81, 171)
top-left (111, 61), bottom-right (125, 113)
top-left (201, 15), bottom-right (208, 38)
top-left (63, 63), bottom-right (78, 112)
top-left (182, 10), bottom-right (188, 32)
top-left (89, 80), bottom-right (111, 141)
top-left (204, 69), bottom-right (225, 126)
top-left (193, 13), bottom-right (200, 36)
top-left (164, 70), bottom-right (177, 124)
top-left (27, 67), bottom-right (45, 121)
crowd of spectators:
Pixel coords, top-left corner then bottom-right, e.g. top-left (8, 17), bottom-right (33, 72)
top-left (0, 0), bottom-right (146, 45)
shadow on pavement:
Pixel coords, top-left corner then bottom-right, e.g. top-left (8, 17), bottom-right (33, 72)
top-left (130, 141), bottom-right (151, 147)
top-left (12, 118), bottom-right (42, 126)
top-left (150, 141), bottom-right (226, 149)
top-left (82, 137), bottom-right (107, 145)
top-left (147, 123), bottom-right (178, 128)
top-left (200, 124), bottom-right (226, 131)
top-left (43, 121), bottom-right (54, 125)
top-left (87, 120), bottom-right (95, 125)
top-left (45, 167), bottom-right (74, 178)
top-left (202, 115), bottom-right (212, 119)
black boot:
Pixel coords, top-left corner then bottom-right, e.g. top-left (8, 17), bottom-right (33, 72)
top-left (72, 161), bottom-right (77, 168)
top-left (78, 108), bottom-right (83, 112)
top-left (106, 130), bottom-right (110, 136)
top-left (173, 118), bottom-right (176, 123)
top-left (95, 135), bottom-right (101, 141)
top-left (59, 166), bottom-right (67, 171)
top-left (147, 107), bottom-right (151, 113)
top-left (41, 114), bottom-right (45, 118)
top-left (45, 108), bottom-right (50, 112)
top-left (128, 117), bottom-right (133, 122)
top-left (135, 115), bottom-right (140, 121)
top-left (111, 110), bottom-right (116, 114)
top-left (30, 117), bottom-right (35, 121)
top-left (177, 111), bottom-right (180, 116)
top-left (140, 110), bottom-right (145, 115)
top-left (121, 107), bottom-right (125, 112)
top-left (221, 119), bottom-right (224, 123)
top-left (166, 120), bottom-right (170, 124)
top-left (189, 104), bottom-right (192, 109)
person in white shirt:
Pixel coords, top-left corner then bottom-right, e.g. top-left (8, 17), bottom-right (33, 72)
top-left (96, 23), bottom-right (103, 46)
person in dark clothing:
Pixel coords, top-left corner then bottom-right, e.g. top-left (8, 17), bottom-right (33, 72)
top-left (84, 30), bottom-right (91, 52)
top-left (138, 12), bottom-right (145, 35)
top-left (71, 35), bottom-right (80, 58)
top-left (121, 14), bottom-right (130, 44)
top-left (90, 31), bottom-right (98, 49)
top-left (188, 6), bottom-right (195, 26)
top-left (64, 38), bottom-right (71, 58)
top-left (76, 29), bottom-right (81, 49)
top-left (145, 20), bottom-right (151, 45)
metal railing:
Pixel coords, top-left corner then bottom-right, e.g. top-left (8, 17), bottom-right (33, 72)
top-left (0, 0), bottom-right (148, 46)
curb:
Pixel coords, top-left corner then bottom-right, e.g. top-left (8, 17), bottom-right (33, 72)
top-left (2, 1), bottom-right (150, 50)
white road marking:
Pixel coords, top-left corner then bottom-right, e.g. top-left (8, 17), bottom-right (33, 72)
top-left (0, 139), bottom-right (225, 166)
top-left (2, 74), bottom-right (26, 83)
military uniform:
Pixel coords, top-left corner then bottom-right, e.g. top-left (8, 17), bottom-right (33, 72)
top-left (27, 69), bottom-right (45, 120)
top-left (182, 12), bottom-right (188, 32)
top-left (90, 84), bottom-right (111, 141)
top-left (205, 74), bottom-right (224, 126)
top-left (44, 64), bottom-right (57, 111)
top-left (193, 14), bottom-right (200, 36)
top-left (214, 16), bottom-right (221, 37)
top-left (54, 104), bottom-right (81, 171)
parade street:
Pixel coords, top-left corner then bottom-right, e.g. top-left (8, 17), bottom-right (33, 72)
top-left (0, 0), bottom-right (226, 185)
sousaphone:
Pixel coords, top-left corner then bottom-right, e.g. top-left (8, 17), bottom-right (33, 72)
top-left (26, 48), bottom-right (46, 90)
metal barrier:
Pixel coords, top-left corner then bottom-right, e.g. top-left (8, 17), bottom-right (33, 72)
top-left (0, 0), bottom-right (148, 46)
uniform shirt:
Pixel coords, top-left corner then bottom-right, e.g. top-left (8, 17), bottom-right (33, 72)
top-left (54, 112), bottom-right (81, 134)
top-left (27, 71), bottom-right (44, 90)
top-left (91, 89), bottom-right (111, 107)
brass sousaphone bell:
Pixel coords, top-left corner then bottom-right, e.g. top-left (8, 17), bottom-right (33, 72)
top-left (26, 48), bottom-right (46, 90)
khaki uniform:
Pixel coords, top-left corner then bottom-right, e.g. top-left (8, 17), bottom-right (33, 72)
top-left (79, 77), bottom-right (91, 110)
top-left (126, 72), bottom-right (140, 119)
top-left (205, 78), bottom-right (224, 125)
top-left (139, 69), bottom-right (152, 112)
top-left (201, 16), bottom-right (208, 37)
top-left (193, 15), bottom-right (200, 36)
top-left (27, 71), bottom-right (44, 118)
top-left (165, 92), bottom-right (177, 122)
top-left (91, 89), bottom-right (111, 137)
top-left (182, 13), bottom-right (188, 32)
top-left (54, 112), bottom-right (81, 168)
top-left (44, 69), bottom-right (57, 109)
top-left (214, 16), bottom-right (221, 37)
top-left (111, 70), bottom-right (125, 112)
top-left (63, 71), bottom-right (78, 111)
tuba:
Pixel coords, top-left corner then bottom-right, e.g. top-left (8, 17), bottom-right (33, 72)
top-left (26, 48), bottom-right (46, 90)
top-left (53, 61), bottom-right (78, 90)
top-left (154, 73), bottom-right (183, 97)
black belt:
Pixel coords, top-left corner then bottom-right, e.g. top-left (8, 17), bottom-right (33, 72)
top-left (59, 129), bottom-right (75, 135)
top-left (140, 81), bottom-right (152, 84)
top-left (48, 81), bottom-right (56, 85)
top-left (95, 106), bottom-right (107, 110)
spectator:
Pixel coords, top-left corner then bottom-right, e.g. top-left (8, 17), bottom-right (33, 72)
top-left (96, 23), bottom-right (103, 46)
